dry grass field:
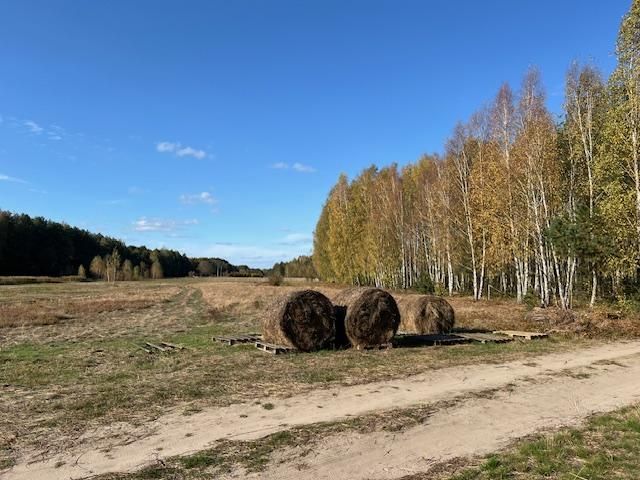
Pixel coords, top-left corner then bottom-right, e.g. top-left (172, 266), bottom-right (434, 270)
top-left (1, 277), bottom-right (638, 478)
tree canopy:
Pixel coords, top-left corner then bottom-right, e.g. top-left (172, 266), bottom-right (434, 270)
top-left (313, 0), bottom-right (640, 308)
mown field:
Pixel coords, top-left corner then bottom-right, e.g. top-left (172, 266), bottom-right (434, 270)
top-left (0, 277), bottom-right (633, 474)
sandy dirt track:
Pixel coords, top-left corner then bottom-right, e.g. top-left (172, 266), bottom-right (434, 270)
top-left (6, 341), bottom-right (640, 480)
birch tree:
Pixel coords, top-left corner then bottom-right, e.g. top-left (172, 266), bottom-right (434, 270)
top-left (564, 62), bottom-right (606, 306)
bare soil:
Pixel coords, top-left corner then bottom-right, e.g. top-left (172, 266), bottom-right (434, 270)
top-left (6, 341), bottom-right (640, 480)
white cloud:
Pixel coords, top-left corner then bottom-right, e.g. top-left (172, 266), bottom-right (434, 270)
top-left (48, 135), bottom-right (62, 141)
top-left (0, 173), bottom-right (28, 184)
top-left (24, 120), bottom-right (43, 134)
top-left (270, 162), bottom-right (316, 173)
top-left (292, 162), bottom-right (316, 173)
top-left (156, 141), bottom-right (177, 153)
top-left (176, 146), bottom-right (206, 159)
top-left (133, 217), bottom-right (199, 233)
top-left (156, 141), bottom-right (207, 159)
top-left (180, 191), bottom-right (217, 205)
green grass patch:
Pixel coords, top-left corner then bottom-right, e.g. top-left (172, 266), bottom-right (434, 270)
top-left (449, 404), bottom-right (640, 480)
top-left (0, 279), bottom-right (597, 470)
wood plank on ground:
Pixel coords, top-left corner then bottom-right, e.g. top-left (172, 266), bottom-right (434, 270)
top-left (456, 332), bottom-right (514, 344)
top-left (145, 342), bottom-right (167, 353)
top-left (160, 341), bottom-right (185, 350)
top-left (213, 334), bottom-right (262, 346)
top-left (493, 330), bottom-right (548, 340)
top-left (254, 341), bottom-right (296, 355)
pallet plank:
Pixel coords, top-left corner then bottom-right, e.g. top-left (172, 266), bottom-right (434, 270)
top-left (493, 330), bottom-right (548, 340)
top-left (214, 334), bottom-right (262, 346)
top-left (160, 342), bottom-right (185, 350)
top-left (145, 342), bottom-right (167, 353)
top-left (456, 332), bottom-right (514, 344)
top-left (254, 341), bottom-right (296, 355)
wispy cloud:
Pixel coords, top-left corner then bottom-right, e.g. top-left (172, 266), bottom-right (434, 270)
top-left (156, 141), bottom-right (207, 160)
top-left (270, 162), bottom-right (316, 173)
top-left (156, 141), bottom-right (177, 153)
top-left (292, 162), bottom-right (316, 173)
top-left (176, 146), bottom-right (206, 159)
top-left (24, 120), bottom-right (43, 134)
top-left (202, 243), bottom-right (293, 267)
top-left (100, 199), bottom-right (127, 206)
top-left (47, 124), bottom-right (65, 141)
top-left (279, 233), bottom-right (313, 245)
top-left (0, 173), bottom-right (28, 184)
top-left (7, 117), bottom-right (71, 142)
top-left (133, 217), bottom-right (199, 233)
top-left (179, 191), bottom-right (217, 205)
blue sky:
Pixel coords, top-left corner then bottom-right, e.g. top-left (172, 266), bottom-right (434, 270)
top-left (0, 0), bottom-right (629, 267)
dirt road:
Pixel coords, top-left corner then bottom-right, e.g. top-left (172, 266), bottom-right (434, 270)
top-left (6, 341), bottom-right (640, 480)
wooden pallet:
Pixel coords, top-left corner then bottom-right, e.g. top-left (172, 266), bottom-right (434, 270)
top-left (456, 332), bottom-right (514, 344)
top-left (392, 334), bottom-right (473, 348)
top-left (214, 334), bottom-right (262, 346)
top-left (493, 330), bottom-right (548, 340)
top-left (138, 341), bottom-right (185, 354)
top-left (255, 341), bottom-right (296, 355)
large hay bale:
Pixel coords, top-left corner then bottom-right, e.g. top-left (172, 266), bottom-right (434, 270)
top-left (333, 288), bottom-right (400, 349)
top-left (262, 290), bottom-right (335, 352)
top-left (397, 295), bottom-right (455, 334)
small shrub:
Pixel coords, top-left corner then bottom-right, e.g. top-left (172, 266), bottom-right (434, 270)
top-left (614, 297), bottom-right (640, 314)
top-left (413, 274), bottom-right (435, 294)
top-left (523, 292), bottom-right (539, 310)
top-left (267, 274), bottom-right (284, 286)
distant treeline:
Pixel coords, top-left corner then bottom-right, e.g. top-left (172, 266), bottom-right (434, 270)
top-left (269, 255), bottom-right (317, 279)
top-left (0, 210), bottom-right (263, 279)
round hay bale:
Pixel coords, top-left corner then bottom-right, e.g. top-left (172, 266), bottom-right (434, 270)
top-left (262, 290), bottom-right (335, 352)
top-left (397, 295), bottom-right (455, 334)
top-left (333, 288), bottom-right (400, 349)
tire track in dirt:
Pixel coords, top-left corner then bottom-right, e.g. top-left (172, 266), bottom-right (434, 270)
top-left (5, 341), bottom-right (640, 480)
